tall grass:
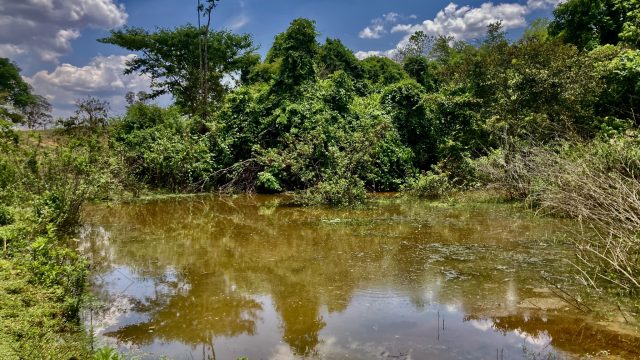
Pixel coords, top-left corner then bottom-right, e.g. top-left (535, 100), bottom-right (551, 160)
top-left (476, 134), bottom-right (640, 293)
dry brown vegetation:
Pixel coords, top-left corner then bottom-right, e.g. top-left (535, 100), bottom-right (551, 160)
top-left (476, 136), bottom-right (640, 294)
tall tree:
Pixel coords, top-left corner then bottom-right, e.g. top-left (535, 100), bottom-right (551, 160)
top-left (396, 30), bottom-right (435, 62)
top-left (24, 95), bottom-right (52, 129)
top-left (548, 0), bottom-right (638, 49)
top-left (317, 38), bottom-right (363, 80)
top-left (58, 97), bottom-right (110, 133)
top-left (273, 18), bottom-right (319, 93)
top-left (99, 26), bottom-right (256, 116)
top-left (197, 0), bottom-right (221, 120)
top-left (0, 58), bottom-right (44, 125)
top-left (619, 0), bottom-right (640, 48)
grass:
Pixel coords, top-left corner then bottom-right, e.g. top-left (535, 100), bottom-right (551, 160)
top-left (0, 258), bottom-right (90, 359)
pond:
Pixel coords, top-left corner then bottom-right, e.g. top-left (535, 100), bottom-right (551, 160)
top-left (80, 195), bottom-right (640, 360)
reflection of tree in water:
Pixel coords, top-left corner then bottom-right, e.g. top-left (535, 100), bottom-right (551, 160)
top-left (105, 271), bottom-right (262, 357)
top-left (464, 314), bottom-right (640, 359)
top-left (272, 281), bottom-right (325, 357)
top-left (81, 195), bottom-right (581, 357)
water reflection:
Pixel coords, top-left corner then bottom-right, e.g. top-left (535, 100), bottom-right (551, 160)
top-left (80, 195), bottom-right (639, 359)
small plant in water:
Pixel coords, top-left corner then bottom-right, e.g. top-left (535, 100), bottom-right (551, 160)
top-left (93, 347), bottom-right (127, 360)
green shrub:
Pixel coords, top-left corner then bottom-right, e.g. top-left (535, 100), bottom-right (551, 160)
top-left (114, 105), bottom-right (222, 191)
top-left (0, 205), bottom-right (13, 227)
top-left (31, 139), bottom-right (119, 234)
top-left (27, 235), bottom-right (87, 320)
top-left (296, 177), bottom-right (367, 207)
top-left (402, 171), bottom-right (452, 199)
top-left (257, 171), bottom-right (282, 193)
top-left (93, 347), bottom-right (126, 360)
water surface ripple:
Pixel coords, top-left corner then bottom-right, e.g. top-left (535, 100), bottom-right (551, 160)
top-left (80, 195), bottom-right (640, 360)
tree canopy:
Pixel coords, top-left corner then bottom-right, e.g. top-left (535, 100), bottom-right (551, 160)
top-left (0, 58), bottom-right (44, 126)
top-left (99, 26), bottom-right (257, 116)
top-left (549, 0), bottom-right (640, 49)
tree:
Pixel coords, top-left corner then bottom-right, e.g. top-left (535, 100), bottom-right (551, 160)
top-left (265, 33), bottom-right (286, 64)
top-left (403, 56), bottom-right (436, 91)
top-left (618, 0), bottom-right (640, 48)
top-left (523, 19), bottom-right (551, 42)
top-left (197, 0), bottom-right (222, 120)
top-left (484, 21), bottom-right (508, 48)
top-left (99, 26), bottom-right (256, 116)
top-left (591, 46), bottom-right (640, 125)
top-left (125, 91), bottom-right (150, 106)
top-left (548, 0), bottom-right (636, 49)
top-left (360, 56), bottom-right (408, 86)
top-left (58, 97), bottom-right (110, 132)
top-left (273, 18), bottom-right (319, 93)
top-left (381, 79), bottom-right (433, 169)
top-left (0, 58), bottom-right (39, 124)
top-left (24, 95), bottom-right (52, 129)
top-left (430, 35), bottom-right (455, 64)
top-left (396, 30), bottom-right (435, 62)
top-left (317, 38), bottom-right (363, 80)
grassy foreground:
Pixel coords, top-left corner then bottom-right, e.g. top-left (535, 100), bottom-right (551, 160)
top-left (0, 259), bottom-right (90, 359)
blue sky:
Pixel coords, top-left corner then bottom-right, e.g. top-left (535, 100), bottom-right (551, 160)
top-left (68, 0), bottom-right (504, 64)
top-left (0, 0), bottom-right (560, 116)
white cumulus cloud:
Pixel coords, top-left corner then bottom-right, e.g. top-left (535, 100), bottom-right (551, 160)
top-left (359, 24), bottom-right (386, 39)
top-left (527, 0), bottom-right (565, 10)
top-left (0, 0), bottom-right (128, 63)
top-left (358, 1), bottom-right (565, 60)
top-left (355, 50), bottom-right (383, 60)
top-left (358, 12), bottom-right (414, 39)
top-left (354, 50), bottom-right (396, 60)
top-left (390, 2), bottom-right (529, 41)
top-left (26, 54), bottom-right (151, 117)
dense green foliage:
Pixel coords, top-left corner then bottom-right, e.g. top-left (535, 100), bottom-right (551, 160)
top-left (114, 103), bottom-right (219, 191)
top-left (99, 26), bottom-right (257, 116)
top-left (0, 59), bottom-right (34, 124)
top-left (549, 0), bottom-right (640, 49)
top-left (0, 128), bottom-right (119, 358)
top-left (98, 12), bottom-right (639, 210)
top-left (0, 58), bottom-right (51, 128)
top-left (0, 67), bottom-right (121, 356)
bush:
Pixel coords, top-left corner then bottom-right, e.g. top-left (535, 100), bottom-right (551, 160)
top-left (534, 136), bottom-right (640, 293)
top-left (31, 138), bottom-right (119, 234)
top-left (93, 347), bottom-right (126, 360)
top-left (114, 105), bottom-right (222, 191)
top-left (295, 177), bottom-right (367, 207)
top-left (27, 235), bottom-right (87, 320)
top-left (0, 205), bottom-right (13, 227)
top-left (401, 171), bottom-right (452, 199)
top-left (475, 134), bottom-right (640, 293)
top-left (257, 171), bottom-right (282, 193)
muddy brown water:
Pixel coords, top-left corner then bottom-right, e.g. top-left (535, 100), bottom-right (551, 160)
top-left (80, 195), bottom-right (640, 360)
